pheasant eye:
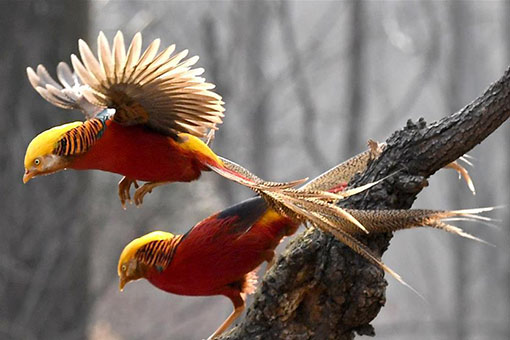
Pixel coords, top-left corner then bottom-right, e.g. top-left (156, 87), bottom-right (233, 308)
top-left (34, 158), bottom-right (40, 166)
top-left (121, 264), bottom-right (127, 272)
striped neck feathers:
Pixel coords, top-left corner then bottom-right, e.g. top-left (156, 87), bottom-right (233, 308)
top-left (53, 118), bottom-right (107, 157)
top-left (118, 231), bottom-right (183, 276)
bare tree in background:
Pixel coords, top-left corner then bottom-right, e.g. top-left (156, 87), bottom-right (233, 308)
top-left (0, 1), bottom-right (91, 339)
top-left (384, 1), bottom-right (440, 126)
top-left (245, 0), bottom-right (271, 178)
top-left (278, 0), bottom-right (329, 170)
top-left (504, 2), bottom-right (510, 338)
top-left (201, 15), bottom-right (236, 204)
top-left (344, 0), bottom-right (366, 155)
top-left (447, 3), bottom-right (471, 339)
top-left (8, 2), bottom-right (502, 339)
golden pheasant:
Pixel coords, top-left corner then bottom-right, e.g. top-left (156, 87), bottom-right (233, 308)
top-left (118, 150), bottom-right (491, 339)
top-left (23, 31), bottom-right (306, 208)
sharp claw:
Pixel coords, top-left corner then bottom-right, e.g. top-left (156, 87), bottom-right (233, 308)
top-left (131, 182), bottom-right (165, 206)
top-left (118, 177), bottom-right (140, 209)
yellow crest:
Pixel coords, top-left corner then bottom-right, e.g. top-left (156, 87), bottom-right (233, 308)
top-left (24, 121), bottom-right (83, 167)
top-left (118, 231), bottom-right (175, 275)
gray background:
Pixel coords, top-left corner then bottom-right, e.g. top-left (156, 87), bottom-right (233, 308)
top-left (1, 1), bottom-right (509, 339)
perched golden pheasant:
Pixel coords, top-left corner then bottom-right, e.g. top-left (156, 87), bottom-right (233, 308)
top-left (23, 31), bottom-right (309, 208)
top-left (118, 149), bottom-right (491, 339)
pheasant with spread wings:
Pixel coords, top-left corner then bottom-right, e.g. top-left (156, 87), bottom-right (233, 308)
top-left (23, 31), bottom-right (295, 207)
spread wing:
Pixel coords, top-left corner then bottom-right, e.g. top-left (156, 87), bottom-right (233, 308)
top-left (27, 62), bottom-right (104, 119)
top-left (26, 31), bottom-right (225, 138)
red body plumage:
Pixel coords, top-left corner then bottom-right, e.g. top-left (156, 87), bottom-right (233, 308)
top-left (145, 197), bottom-right (296, 299)
top-left (70, 120), bottom-right (209, 182)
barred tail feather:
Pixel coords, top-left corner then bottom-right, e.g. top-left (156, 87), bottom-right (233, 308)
top-left (232, 184), bottom-right (422, 293)
top-left (209, 159), bottom-right (374, 234)
top-left (212, 155), bottom-right (494, 294)
top-left (303, 140), bottom-right (475, 196)
top-left (216, 156), bottom-right (308, 189)
top-left (303, 145), bottom-right (379, 192)
top-left (282, 199), bottom-right (421, 296)
top-left (342, 207), bottom-right (497, 244)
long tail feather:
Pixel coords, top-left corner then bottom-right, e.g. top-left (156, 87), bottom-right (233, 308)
top-left (209, 158), bottom-right (377, 234)
top-left (335, 172), bottom-right (399, 200)
top-left (303, 141), bottom-right (382, 191)
top-left (217, 157), bottom-right (308, 189)
top-left (334, 208), bottom-right (496, 244)
top-left (213, 154), bottom-right (493, 295)
top-left (277, 195), bottom-right (421, 296)
top-left (303, 140), bottom-right (475, 196)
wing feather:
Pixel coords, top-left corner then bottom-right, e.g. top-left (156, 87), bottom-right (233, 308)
top-left (35, 65), bottom-right (62, 89)
top-left (27, 31), bottom-right (224, 137)
top-left (56, 62), bottom-right (77, 88)
top-left (131, 44), bottom-right (177, 85)
top-left (71, 54), bottom-right (102, 90)
top-left (112, 31), bottom-right (126, 83)
top-left (97, 31), bottom-right (115, 86)
top-left (121, 32), bottom-right (142, 83)
top-left (35, 86), bottom-right (72, 108)
top-left (125, 38), bottom-right (161, 84)
top-left (78, 39), bottom-right (105, 86)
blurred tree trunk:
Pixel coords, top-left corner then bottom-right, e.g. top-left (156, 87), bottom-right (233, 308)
top-left (0, 1), bottom-right (91, 339)
top-left (447, 3), bottom-right (470, 340)
top-left (278, 0), bottom-right (329, 170)
top-left (217, 1), bottom-right (270, 179)
top-left (201, 16), bottom-right (236, 204)
top-left (246, 1), bottom-right (271, 178)
top-left (504, 2), bottom-right (510, 338)
top-left (344, 0), bottom-right (365, 155)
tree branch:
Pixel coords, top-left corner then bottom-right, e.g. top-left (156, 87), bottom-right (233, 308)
top-left (219, 66), bottom-right (510, 339)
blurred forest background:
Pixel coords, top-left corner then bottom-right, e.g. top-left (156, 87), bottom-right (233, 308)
top-left (1, 1), bottom-right (509, 339)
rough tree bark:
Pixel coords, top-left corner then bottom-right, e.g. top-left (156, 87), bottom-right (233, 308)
top-left (218, 66), bottom-right (510, 339)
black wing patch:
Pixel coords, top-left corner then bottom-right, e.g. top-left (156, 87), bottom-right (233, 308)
top-left (217, 197), bottom-right (269, 234)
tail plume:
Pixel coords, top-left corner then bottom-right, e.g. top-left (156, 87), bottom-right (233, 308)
top-left (304, 141), bottom-right (475, 195)
top-left (213, 154), bottom-right (494, 291)
top-left (342, 208), bottom-right (496, 244)
top-left (303, 140), bottom-right (382, 192)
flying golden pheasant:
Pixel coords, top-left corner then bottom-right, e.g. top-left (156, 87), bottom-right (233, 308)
top-left (23, 31), bottom-right (309, 208)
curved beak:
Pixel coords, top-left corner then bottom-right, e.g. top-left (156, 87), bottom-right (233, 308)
top-left (23, 169), bottom-right (34, 184)
top-left (119, 276), bottom-right (127, 291)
